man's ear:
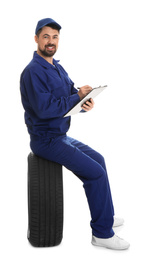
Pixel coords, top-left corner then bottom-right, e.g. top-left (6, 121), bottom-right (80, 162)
top-left (34, 35), bottom-right (38, 43)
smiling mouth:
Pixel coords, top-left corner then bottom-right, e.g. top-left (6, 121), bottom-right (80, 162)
top-left (46, 46), bottom-right (55, 51)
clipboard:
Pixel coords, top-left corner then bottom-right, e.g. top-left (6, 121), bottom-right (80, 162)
top-left (64, 85), bottom-right (107, 117)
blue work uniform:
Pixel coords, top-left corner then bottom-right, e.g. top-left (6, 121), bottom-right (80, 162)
top-left (20, 51), bottom-right (115, 238)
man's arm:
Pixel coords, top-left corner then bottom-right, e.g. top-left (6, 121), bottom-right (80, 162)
top-left (21, 69), bottom-right (80, 119)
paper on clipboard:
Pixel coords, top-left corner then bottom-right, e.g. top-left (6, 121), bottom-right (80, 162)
top-left (64, 85), bottom-right (107, 117)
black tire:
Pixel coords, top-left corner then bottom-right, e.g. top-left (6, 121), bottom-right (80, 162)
top-left (27, 152), bottom-right (63, 247)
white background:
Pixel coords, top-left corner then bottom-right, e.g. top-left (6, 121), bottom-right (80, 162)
top-left (0, 0), bottom-right (151, 259)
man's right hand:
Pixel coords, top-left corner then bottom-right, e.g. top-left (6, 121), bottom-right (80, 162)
top-left (78, 85), bottom-right (92, 100)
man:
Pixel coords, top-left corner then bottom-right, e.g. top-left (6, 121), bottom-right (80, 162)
top-left (20, 18), bottom-right (130, 250)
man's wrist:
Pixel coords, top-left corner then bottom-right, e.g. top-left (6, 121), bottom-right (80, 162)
top-left (78, 91), bottom-right (84, 100)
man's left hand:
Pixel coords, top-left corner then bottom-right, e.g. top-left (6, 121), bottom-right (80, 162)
top-left (81, 98), bottom-right (95, 112)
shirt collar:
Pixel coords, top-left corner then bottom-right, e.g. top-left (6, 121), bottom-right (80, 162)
top-left (33, 51), bottom-right (60, 69)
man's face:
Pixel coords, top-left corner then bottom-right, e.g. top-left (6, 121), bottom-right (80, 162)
top-left (35, 26), bottom-right (59, 58)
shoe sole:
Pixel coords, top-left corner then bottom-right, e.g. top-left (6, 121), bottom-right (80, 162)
top-left (92, 241), bottom-right (130, 250)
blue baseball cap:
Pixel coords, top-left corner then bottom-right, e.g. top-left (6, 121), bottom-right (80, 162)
top-left (35, 18), bottom-right (62, 34)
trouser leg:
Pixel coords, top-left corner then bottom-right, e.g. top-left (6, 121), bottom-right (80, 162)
top-left (65, 137), bottom-right (115, 238)
top-left (30, 135), bottom-right (114, 238)
top-left (68, 137), bottom-right (114, 216)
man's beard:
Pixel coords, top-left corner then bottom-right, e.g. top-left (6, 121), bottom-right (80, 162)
top-left (38, 44), bottom-right (57, 57)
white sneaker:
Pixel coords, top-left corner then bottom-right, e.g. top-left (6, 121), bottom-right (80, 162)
top-left (92, 235), bottom-right (130, 250)
top-left (113, 217), bottom-right (124, 227)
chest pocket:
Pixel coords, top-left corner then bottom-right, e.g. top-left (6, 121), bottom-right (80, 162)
top-left (47, 72), bottom-right (69, 98)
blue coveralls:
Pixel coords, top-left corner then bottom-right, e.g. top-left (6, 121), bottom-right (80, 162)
top-left (20, 51), bottom-right (115, 238)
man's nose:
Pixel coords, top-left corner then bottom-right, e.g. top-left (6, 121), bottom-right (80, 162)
top-left (47, 37), bottom-right (54, 45)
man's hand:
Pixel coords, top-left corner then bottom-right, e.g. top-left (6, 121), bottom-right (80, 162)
top-left (81, 98), bottom-right (95, 112)
top-left (78, 85), bottom-right (92, 100)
